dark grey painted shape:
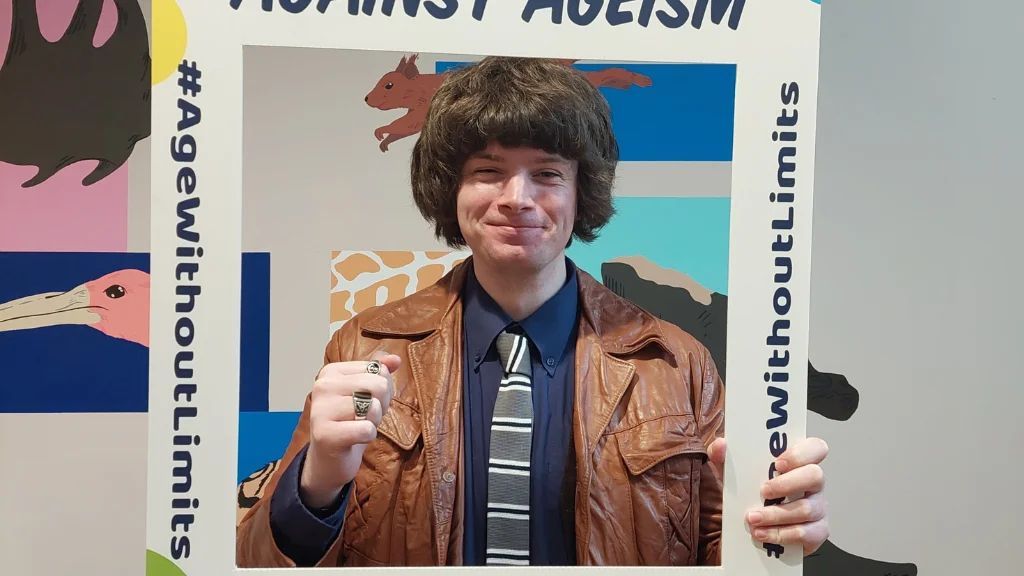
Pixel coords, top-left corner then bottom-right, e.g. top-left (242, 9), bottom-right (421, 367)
top-left (0, 0), bottom-right (151, 188)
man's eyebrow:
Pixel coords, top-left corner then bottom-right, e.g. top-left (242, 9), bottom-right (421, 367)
top-left (469, 152), bottom-right (504, 162)
top-left (535, 155), bottom-right (569, 165)
top-left (467, 152), bottom-right (569, 164)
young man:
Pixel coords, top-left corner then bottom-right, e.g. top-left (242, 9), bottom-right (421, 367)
top-left (236, 56), bottom-right (829, 567)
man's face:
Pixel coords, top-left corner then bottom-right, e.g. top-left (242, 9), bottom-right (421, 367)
top-left (457, 143), bottom-right (578, 274)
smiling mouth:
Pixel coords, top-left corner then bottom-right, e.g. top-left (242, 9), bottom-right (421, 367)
top-left (488, 223), bottom-right (543, 230)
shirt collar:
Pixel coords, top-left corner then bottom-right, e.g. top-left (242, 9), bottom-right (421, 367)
top-left (462, 258), bottom-right (580, 377)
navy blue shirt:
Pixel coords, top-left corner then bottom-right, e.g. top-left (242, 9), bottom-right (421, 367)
top-left (269, 259), bottom-right (580, 566)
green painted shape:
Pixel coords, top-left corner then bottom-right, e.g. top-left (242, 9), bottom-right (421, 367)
top-left (146, 549), bottom-right (187, 576)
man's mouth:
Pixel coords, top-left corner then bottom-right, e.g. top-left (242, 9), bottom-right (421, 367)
top-left (488, 223), bottom-right (543, 230)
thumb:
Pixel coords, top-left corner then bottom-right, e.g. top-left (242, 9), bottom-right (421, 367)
top-left (371, 350), bottom-right (402, 374)
top-left (707, 437), bottom-right (727, 465)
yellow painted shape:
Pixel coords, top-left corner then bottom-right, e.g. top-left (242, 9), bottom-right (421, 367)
top-left (152, 0), bottom-right (188, 86)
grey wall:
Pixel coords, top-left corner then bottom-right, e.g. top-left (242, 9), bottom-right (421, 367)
top-left (807, 0), bottom-right (1023, 573)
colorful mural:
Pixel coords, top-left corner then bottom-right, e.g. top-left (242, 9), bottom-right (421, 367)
top-left (0, 2), bottom-right (920, 573)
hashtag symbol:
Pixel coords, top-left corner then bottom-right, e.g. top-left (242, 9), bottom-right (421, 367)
top-left (177, 59), bottom-right (202, 97)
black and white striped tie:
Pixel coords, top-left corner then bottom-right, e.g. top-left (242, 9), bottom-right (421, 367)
top-left (486, 326), bottom-right (534, 565)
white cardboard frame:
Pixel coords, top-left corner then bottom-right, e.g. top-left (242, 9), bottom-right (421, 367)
top-left (147, 1), bottom-right (820, 574)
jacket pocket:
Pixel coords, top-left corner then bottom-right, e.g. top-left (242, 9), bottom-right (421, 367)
top-left (342, 399), bottom-right (424, 566)
top-left (377, 398), bottom-right (423, 450)
top-left (614, 415), bottom-right (707, 566)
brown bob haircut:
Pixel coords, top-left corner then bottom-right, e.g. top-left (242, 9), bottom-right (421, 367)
top-left (410, 56), bottom-right (618, 248)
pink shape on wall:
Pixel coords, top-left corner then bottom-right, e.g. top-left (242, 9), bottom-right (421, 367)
top-left (0, 2), bottom-right (9, 70)
top-left (0, 161), bottom-right (129, 252)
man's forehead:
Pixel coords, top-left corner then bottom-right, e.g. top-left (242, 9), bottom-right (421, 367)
top-left (470, 145), bottom-right (572, 165)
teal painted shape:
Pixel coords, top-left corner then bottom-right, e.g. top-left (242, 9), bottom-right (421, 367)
top-left (567, 196), bottom-right (731, 295)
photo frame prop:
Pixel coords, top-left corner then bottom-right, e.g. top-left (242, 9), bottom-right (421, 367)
top-left (146, 1), bottom-right (820, 575)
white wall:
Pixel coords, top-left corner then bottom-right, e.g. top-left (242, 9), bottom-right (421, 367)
top-left (807, 0), bottom-right (1023, 573)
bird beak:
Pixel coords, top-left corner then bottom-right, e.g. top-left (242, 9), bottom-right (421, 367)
top-left (0, 284), bottom-right (101, 333)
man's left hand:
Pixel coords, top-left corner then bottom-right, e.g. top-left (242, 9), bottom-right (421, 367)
top-left (707, 436), bottom-right (830, 556)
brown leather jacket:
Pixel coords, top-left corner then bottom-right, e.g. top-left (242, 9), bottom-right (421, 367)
top-left (236, 260), bottom-right (725, 567)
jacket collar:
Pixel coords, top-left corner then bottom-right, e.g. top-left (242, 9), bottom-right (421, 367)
top-left (361, 256), bottom-right (672, 357)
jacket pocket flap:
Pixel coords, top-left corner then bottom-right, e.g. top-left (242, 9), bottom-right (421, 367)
top-left (377, 400), bottom-right (422, 450)
top-left (614, 415), bottom-right (707, 476)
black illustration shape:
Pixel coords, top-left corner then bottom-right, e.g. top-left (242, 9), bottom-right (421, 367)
top-left (808, 361), bottom-right (859, 422)
top-left (600, 258), bottom-right (859, 420)
top-left (601, 257), bottom-right (918, 575)
top-left (0, 0), bottom-right (151, 188)
top-left (806, 540), bottom-right (918, 576)
top-left (236, 459), bottom-right (281, 525)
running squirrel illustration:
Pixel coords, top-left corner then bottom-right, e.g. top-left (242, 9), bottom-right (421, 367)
top-left (365, 54), bottom-right (654, 152)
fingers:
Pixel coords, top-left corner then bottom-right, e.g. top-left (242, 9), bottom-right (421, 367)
top-left (762, 461), bottom-right (826, 501)
top-left (370, 350), bottom-right (402, 375)
top-left (309, 354), bottom-right (402, 455)
top-left (750, 437), bottom-right (831, 556)
top-left (315, 394), bottom-right (384, 427)
top-left (314, 372), bottom-right (390, 400)
top-left (747, 491), bottom-right (827, 529)
top-left (318, 358), bottom-right (395, 379)
top-left (775, 437), bottom-right (828, 474)
top-left (310, 418), bottom-right (379, 449)
top-left (317, 356), bottom-right (399, 402)
top-left (750, 517), bottom-right (830, 555)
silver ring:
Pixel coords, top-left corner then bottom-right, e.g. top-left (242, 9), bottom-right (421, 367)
top-left (366, 360), bottom-right (382, 375)
top-left (353, 391), bottom-right (372, 420)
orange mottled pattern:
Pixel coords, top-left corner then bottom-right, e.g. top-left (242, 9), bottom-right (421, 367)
top-left (335, 253), bottom-right (380, 281)
top-left (329, 251), bottom-right (467, 326)
top-left (352, 274), bottom-right (412, 313)
top-left (330, 290), bottom-right (353, 322)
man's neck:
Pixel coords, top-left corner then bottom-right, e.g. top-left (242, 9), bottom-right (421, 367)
top-left (472, 254), bottom-right (567, 322)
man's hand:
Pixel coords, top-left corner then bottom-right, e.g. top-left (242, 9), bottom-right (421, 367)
top-left (707, 436), bottom-right (830, 556)
top-left (299, 351), bottom-right (401, 509)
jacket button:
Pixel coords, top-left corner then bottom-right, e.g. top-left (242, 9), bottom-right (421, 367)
top-left (442, 471), bottom-right (456, 483)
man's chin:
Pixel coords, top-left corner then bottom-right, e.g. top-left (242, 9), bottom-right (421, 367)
top-left (477, 242), bottom-right (560, 270)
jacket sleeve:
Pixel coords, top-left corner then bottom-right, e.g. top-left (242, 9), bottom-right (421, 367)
top-left (235, 324), bottom-right (355, 568)
top-left (696, 344), bottom-right (725, 566)
top-left (266, 444), bottom-right (351, 565)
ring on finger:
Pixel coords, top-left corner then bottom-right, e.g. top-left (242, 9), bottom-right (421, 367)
top-left (353, 391), bottom-right (373, 420)
top-left (366, 360), bottom-right (382, 375)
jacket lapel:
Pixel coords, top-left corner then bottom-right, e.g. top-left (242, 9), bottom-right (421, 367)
top-left (572, 270), bottom-right (670, 449)
top-left (571, 271), bottom-right (672, 564)
top-left (362, 261), bottom-right (470, 565)
top-left (406, 308), bottom-right (463, 565)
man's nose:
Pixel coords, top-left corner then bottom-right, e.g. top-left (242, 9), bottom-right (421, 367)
top-left (499, 174), bottom-right (534, 209)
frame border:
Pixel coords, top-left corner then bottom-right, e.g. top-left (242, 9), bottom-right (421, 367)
top-left (147, 1), bottom-right (821, 574)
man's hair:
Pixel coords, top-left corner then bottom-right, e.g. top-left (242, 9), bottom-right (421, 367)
top-left (410, 56), bottom-right (618, 248)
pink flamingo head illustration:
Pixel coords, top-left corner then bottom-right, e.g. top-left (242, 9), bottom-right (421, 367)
top-left (0, 268), bottom-right (149, 347)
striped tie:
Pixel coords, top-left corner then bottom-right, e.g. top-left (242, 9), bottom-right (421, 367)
top-left (486, 326), bottom-right (534, 566)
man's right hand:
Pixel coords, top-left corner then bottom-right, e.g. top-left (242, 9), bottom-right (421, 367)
top-left (299, 351), bottom-right (401, 509)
